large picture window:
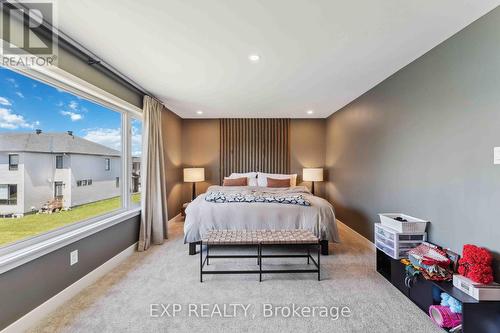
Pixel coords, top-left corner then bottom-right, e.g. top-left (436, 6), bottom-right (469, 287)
top-left (0, 66), bottom-right (141, 248)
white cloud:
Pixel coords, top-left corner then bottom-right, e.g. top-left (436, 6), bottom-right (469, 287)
top-left (0, 108), bottom-right (34, 129)
top-left (82, 128), bottom-right (122, 151)
top-left (0, 97), bottom-right (12, 106)
top-left (68, 100), bottom-right (78, 110)
top-left (60, 111), bottom-right (83, 121)
top-left (15, 92), bottom-right (25, 98)
top-left (6, 78), bottom-right (19, 88)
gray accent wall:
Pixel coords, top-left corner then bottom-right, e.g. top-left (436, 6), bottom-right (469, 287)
top-left (0, 215), bottom-right (140, 330)
top-left (325, 8), bottom-right (500, 278)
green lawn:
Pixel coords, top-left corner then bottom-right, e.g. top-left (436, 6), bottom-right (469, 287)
top-left (0, 193), bottom-right (141, 246)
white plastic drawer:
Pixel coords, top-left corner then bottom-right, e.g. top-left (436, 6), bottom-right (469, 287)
top-left (375, 234), bottom-right (395, 248)
top-left (398, 234), bottom-right (426, 242)
top-left (375, 225), bottom-right (395, 241)
top-left (376, 240), bottom-right (396, 258)
top-left (398, 242), bottom-right (423, 250)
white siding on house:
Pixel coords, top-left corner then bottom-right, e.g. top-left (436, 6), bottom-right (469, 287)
top-left (70, 154), bottom-right (121, 207)
top-left (0, 152), bottom-right (24, 215)
top-left (23, 153), bottom-right (59, 213)
top-left (1, 132), bottom-right (124, 213)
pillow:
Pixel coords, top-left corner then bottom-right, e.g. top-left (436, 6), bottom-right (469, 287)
top-left (228, 172), bottom-right (258, 186)
top-left (257, 172), bottom-right (297, 187)
top-left (223, 177), bottom-right (248, 186)
top-left (267, 177), bottom-right (291, 188)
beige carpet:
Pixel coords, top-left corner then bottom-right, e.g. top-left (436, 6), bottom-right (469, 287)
top-left (29, 219), bottom-right (442, 333)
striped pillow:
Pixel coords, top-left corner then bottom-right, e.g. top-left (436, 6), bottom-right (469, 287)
top-left (223, 177), bottom-right (248, 186)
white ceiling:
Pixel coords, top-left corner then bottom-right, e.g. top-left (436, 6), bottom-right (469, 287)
top-left (54, 0), bottom-right (499, 118)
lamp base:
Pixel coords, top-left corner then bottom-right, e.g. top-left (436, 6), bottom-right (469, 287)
top-left (191, 182), bottom-right (196, 201)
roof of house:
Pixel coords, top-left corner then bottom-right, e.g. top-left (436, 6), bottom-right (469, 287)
top-left (0, 132), bottom-right (120, 157)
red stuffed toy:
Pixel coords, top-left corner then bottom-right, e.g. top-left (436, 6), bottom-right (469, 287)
top-left (458, 244), bottom-right (494, 284)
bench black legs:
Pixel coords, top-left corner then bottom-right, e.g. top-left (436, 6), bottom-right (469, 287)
top-left (200, 243), bottom-right (321, 282)
top-left (189, 242), bottom-right (198, 255)
top-left (320, 240), bottom-right (329, 255)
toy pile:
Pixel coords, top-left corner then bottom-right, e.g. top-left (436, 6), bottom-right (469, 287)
top-left (429, 292), bottom-right (462, 330)
top-left (406, 242), bottom-right (453, 281)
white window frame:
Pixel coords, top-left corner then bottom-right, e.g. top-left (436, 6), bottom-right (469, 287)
top-left (8, 154), bottom-right (19, 170)
top-left (0, 64), bottom-right (142, 274)
top-left (55, 154), bottom-right (64, 169)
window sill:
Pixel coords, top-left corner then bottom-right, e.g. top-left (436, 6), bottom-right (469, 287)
top-left (0, 208), bottom-right (141, 275)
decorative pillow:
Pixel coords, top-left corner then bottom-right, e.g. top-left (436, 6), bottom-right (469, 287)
top-left (266, 177), bottom-right (291, 188)
top-left (223, 177), bottom-right (248, 186)
top-left (257, 172), bottom-right (297, 187)
top-left (228, 172), bottom-right (258, 186)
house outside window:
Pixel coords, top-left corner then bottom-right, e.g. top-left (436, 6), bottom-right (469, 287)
top-left (105, 158), bottom-right (110, 171)
top-left (8, 154), bottom-right (19, 171)
top-left (0, 185), bottom-right (17, 205)
top-left (55, 155), bottom-right (63, 169)
top-left (130, 118), bottom-right (142, 207)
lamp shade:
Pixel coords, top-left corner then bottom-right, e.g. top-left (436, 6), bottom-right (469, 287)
top-left (303, 168), bottom-right (323, 182)
top-left (184, 168), bottom-right (205, 182)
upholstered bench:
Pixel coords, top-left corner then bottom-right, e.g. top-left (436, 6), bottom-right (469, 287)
top-left (200, 229), bottom-right (320, 282)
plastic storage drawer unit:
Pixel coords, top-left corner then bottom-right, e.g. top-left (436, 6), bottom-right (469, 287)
top-left (375, 223), bottom-right (426, 259)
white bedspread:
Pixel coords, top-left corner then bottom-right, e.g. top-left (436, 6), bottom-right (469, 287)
top-left (184, 185), bottom-right (339, 243)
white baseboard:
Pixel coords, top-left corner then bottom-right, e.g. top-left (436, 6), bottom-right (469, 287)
top-left (336, 219), bottom-right (376, 251)
top-left (1, 242), bottom-right (137, 333)
top-left (170, 213), bottom-right (183, 222)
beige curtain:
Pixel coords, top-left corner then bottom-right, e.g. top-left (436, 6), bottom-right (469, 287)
top-left (138, 96), bottom-right (168, 251)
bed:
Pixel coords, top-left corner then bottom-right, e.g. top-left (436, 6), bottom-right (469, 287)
top-left (184, 184), bottom-right (339, 255)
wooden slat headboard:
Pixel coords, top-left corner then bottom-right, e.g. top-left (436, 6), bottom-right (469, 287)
top-left (220, 118), bottom-right (290, 181)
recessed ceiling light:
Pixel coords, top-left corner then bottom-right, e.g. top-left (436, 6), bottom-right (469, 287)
top-left (248, 54), bottom-right (260, 63)
top-left (307, 110), bottom-right (314, 115)
top-left (196, 110), bottom-right (203, 115)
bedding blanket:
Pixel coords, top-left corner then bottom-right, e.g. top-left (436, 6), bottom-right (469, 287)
top-left (184, 186), bottom-right (339, 243)
top-left (205, 189), bottom-right (311, 206)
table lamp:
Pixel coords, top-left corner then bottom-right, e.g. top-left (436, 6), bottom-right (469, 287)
top-left (184, 167), bottom-right (205, 201)
top-left (303, 168), bottom-right (323, 195)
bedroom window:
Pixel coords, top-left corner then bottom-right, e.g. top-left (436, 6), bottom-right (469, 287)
top-left (0, 65), bottom-right (141, 251)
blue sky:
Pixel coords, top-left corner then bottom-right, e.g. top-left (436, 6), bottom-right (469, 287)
top-left (0, 66), bottom-right (142, 155)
